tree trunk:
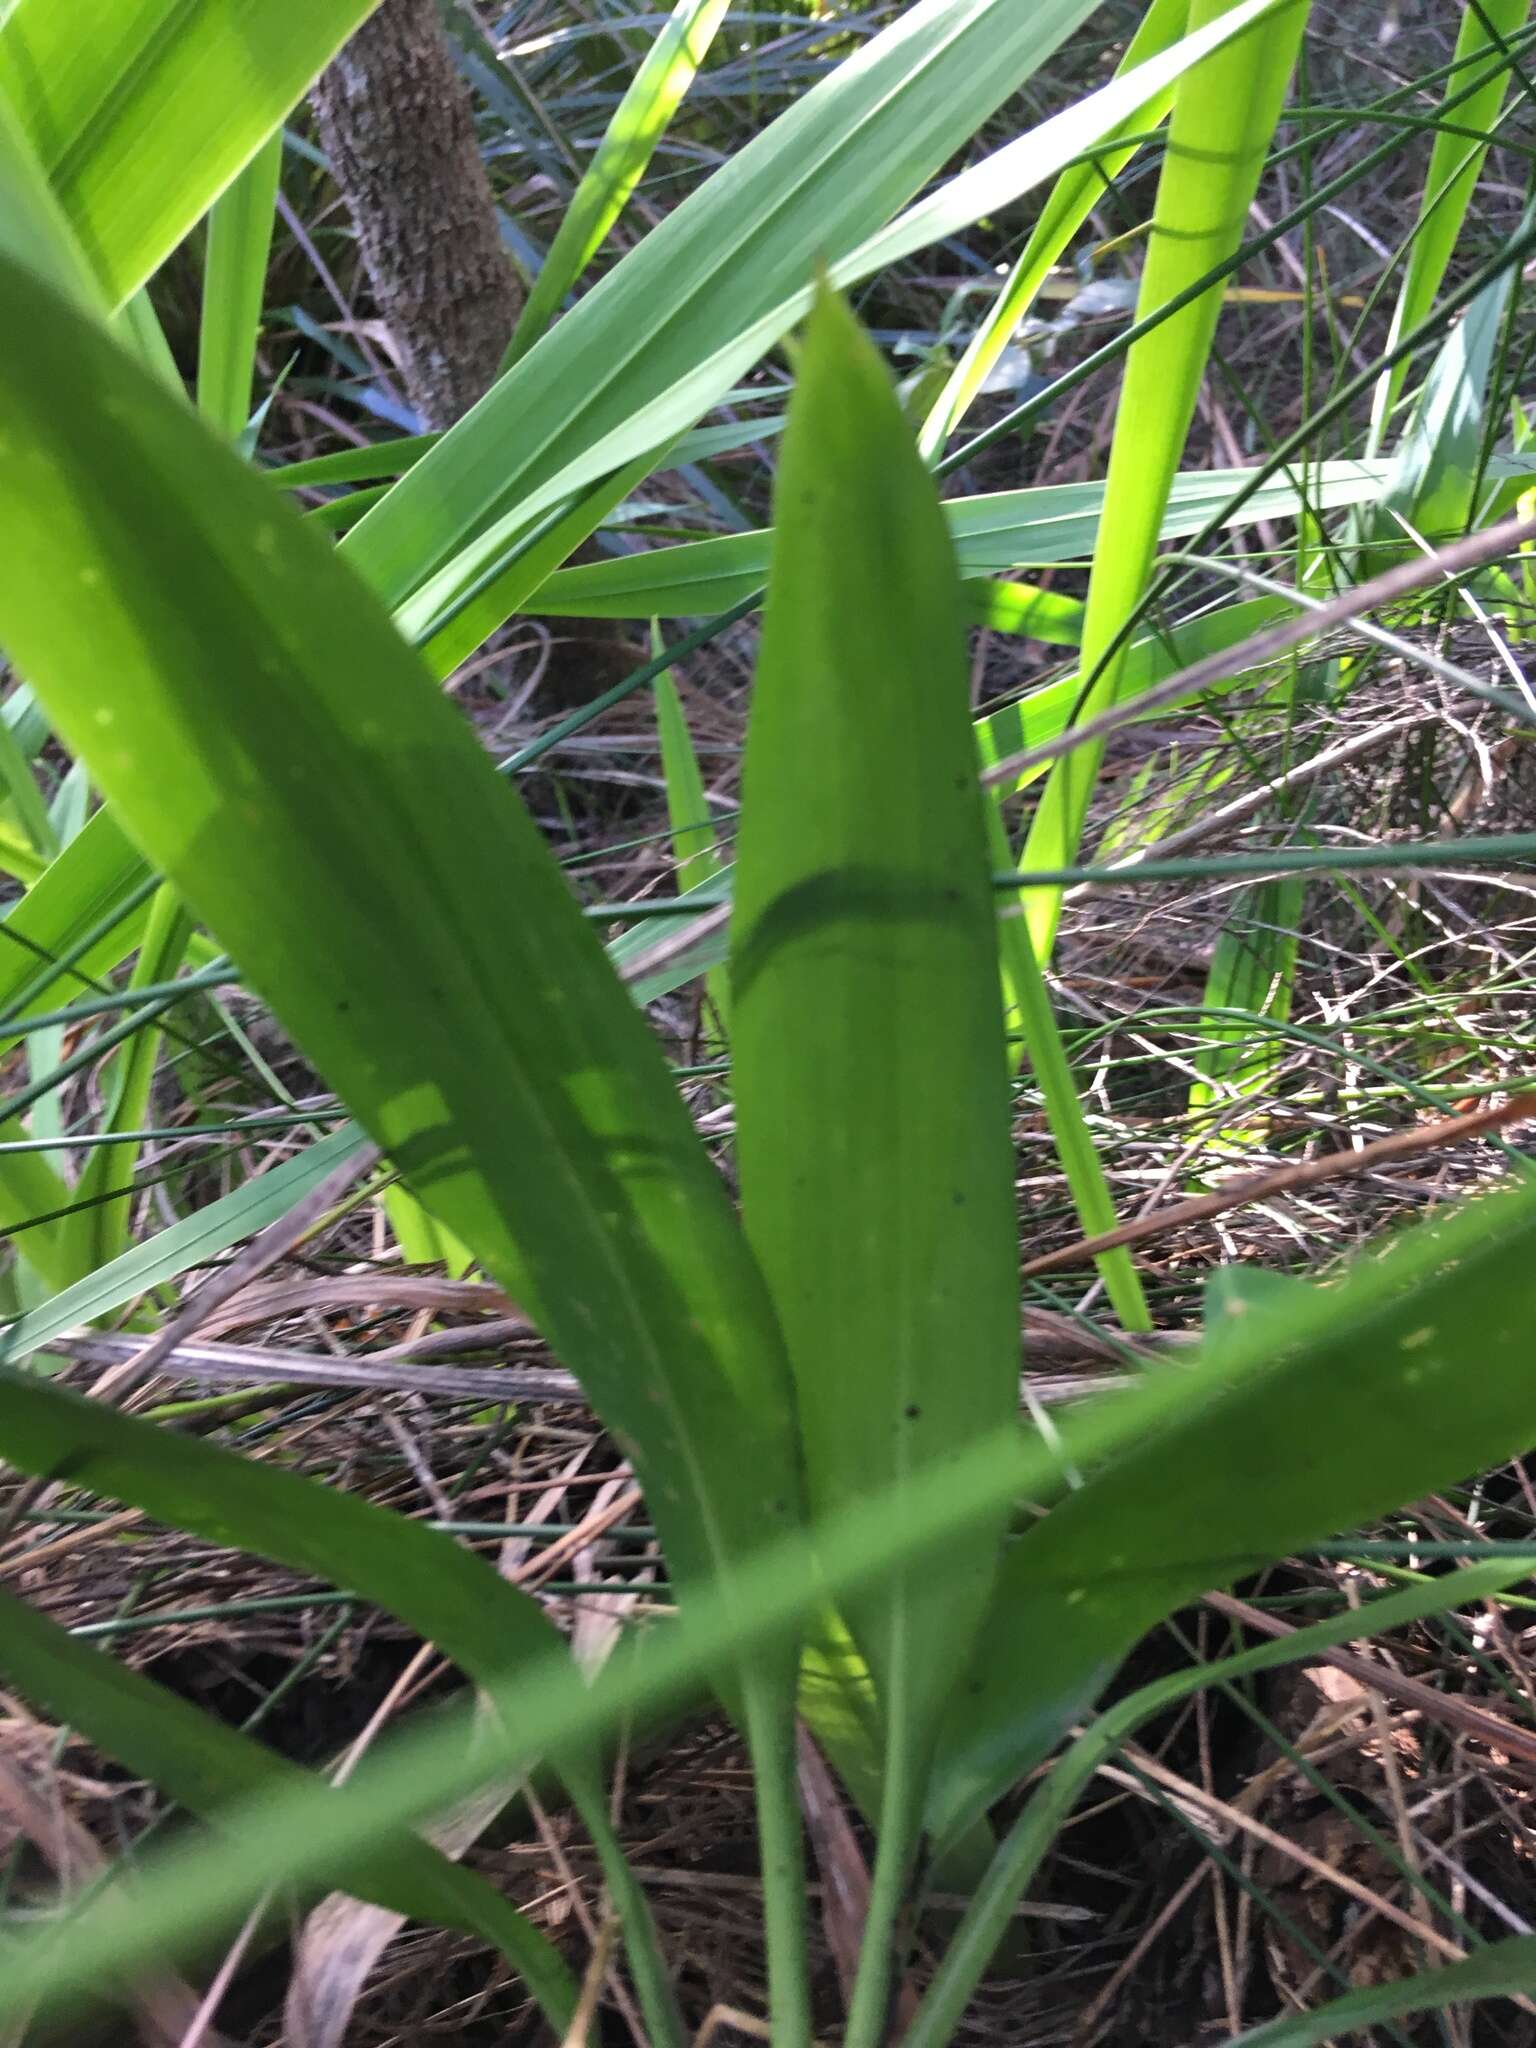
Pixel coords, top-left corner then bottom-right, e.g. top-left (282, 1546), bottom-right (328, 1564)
top-left (310, 0), bottom-right (640, 704)
top-left (310, 0), bottom-right (519, 431)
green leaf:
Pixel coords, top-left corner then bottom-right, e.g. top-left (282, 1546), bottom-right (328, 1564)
top-left (0, 1144), bottom-right (77, 1294)
top-left (0, 248), bottom-right (807, 2033)
top-left (346, 0), bottom-right (1294, 664)
top-left (927, 1161), bottom-right (1536, 1844)
top-left (0, 0), bottom-right (380, 307)
top-left (0, 1373), bottom-right (688, 2042)
top-left (0, 1582), bottom-right (579, 2029)
top-left (917, 0), bottom-right (1189, 458)
top-left (654, 634), bottom-right (730, 1037)
top-left (522, 462), bottom-right (1391, 621)
top-left (345, 0), bottom-right (1106, 616)
top-left (975, 595), bottom-right (1289, 793)
top-left (0, 73), bottom-right (105, 315)
top-left (1225, 1941), bottom-right (1536, 2048)
top-left (57, 882), bottom-right (193, 1276)
top-left (730, 288), bottom-right (1017, 2036)
top-left (196, 129), bottom-right (282, 439)
top-left (10, 1155), bottom-right (1536, 2026)
top-left (0, 807), bottom-right (156, 1059)
top-left (1187, 873), bottom-right (1304, 1145)
top-left (1017, 0), bottom-right (1311, 963)
top-left (503, 0), bottom-right (731, 369)
top-left (1, 1122), bottom-right (370, 1361)
top-left (1364, 0), bottom-right (1534, 458)
top-left (1375, 258), bottom-right (1517, 544)
top-left (989, 799), bottom-right (1150, 1332)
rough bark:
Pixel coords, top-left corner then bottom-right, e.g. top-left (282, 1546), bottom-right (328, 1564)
top-left (310, 0), bottom-right (519, 431)
top-left (310, 0), bottom-right (639, 704)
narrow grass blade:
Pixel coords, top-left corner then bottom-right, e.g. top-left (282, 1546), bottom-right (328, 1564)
top-left (1375, 260), bottom-right (1517, 545)
top-left (917, 0), bottom-right (1188, 459)
top-left (1223, 1941), bottom-right (1536, 2048)
top-left (730, 288), bottom-right (1017, 2039)
top-left (1365, 0), bottom-right (1534, 458)
top-left (0, 0), bottom-right (380, 306)
top-left (523, 462), bottom-right (1387, 621)
top-left (0, 1123), bottom-right (370, 1361)
top-left (0, 808), bottom-right (156, 1057)
top-left (196, 130), bottom-right (283, 439)
top-left (654, 635), bottom-right (730, 1037)
top-left (1187, 874), bottom-right (1303, 1149)
top-left (344, 0), bottom-right (1292, 659)
top-left (0, 1584), bottom-right (579, 2028)
top-left (1018, 0), bottom-right (1311, 963)
top-left (502, 0), bottom-right (731, 369)
top-left (57, 883), bottom-right (193, 1276)
top-left (115, 284), bottom-right (183, 393)
top-left (989, 804), bottom-right (1150, 1332)
top-left (415, 445), bottom-right (664, 679)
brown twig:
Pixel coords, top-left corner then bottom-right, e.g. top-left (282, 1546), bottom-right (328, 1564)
top-left (1021, 1094), bottom-right (1536, 1279)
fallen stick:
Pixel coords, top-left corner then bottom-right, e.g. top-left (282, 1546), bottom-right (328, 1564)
top-left (1021, 1093), bottom-right (1536, 1278)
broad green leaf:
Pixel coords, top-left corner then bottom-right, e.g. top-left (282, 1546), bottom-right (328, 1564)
top-left (964, 579), bottom-right (1085, 640)
top-left (927, 1158), bottom-right (1536, 1843)
top-left (730, 290), bottom-right (1017, 2034)
top-left (0, 0), bottom-right (380, 307)
top-left (503, 0), bottom-right (732, 369)
top-left (917, 0), bottom-right (1188, 458)
top-left (385, 1182), bottom-right (475, 1279)
top-left (0, 1582), bottom-right (579, 2028)
top-left (1018, 0), bottom-right (1311, 963)
top-left (0, 72), bottom-right (104, 315)
top-left (196, 129), bottom-right (282, 439)
top-left (10, 1165), bottom-right (1536, 2022)
top-left (0, 250), bottom-right (807, 2030)
top-left (1364, 0), bottom-right (1535, 458)
top-left (523, 463), bottom-right (1389, 621)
